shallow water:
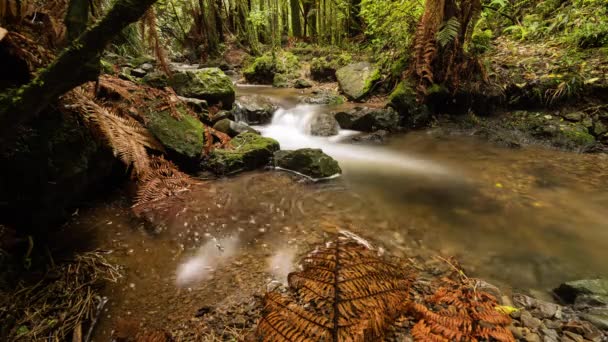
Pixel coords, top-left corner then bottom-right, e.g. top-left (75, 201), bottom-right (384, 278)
top-left (61, 86), bottom-right (608, 339)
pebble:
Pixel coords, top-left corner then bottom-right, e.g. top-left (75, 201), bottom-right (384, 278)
top-left (563, 331), bottom-right (584, 342)
top-left (541, 328), bottom-right (559, 342)
top-left (522, 311), bottom-right (543, 330)
top-left (526, 333), bottom-right (542, 342)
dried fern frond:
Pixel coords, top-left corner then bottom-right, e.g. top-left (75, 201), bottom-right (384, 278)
top-left (143, 8), bottom-right (172, 77)
top-left (411, 266), bottom-right (515, 342)
top-left (255, 237), bottom-right (414, 341)
top-left (132, 156), bottom-right (199, 216)
top-left (68, 90), bottom-right (165, 176)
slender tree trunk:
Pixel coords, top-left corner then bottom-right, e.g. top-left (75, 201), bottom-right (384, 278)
top-left (0, 0), bottom-right (159, 143)
top-left (290, 0), bottom-right (301, 37)
top-left (65, 0), bottom-right (90, 42)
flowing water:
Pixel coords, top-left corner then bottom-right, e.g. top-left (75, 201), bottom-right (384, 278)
top-left (59, 86), bottom-right (608, 339)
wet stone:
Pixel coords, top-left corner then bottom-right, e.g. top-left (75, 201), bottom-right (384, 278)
top-left (540, 328), bottom-right (559, 342)
top-left (526, 332), bottom-right (542, 342)
top-left (522, 311), bottom-right (543, 330)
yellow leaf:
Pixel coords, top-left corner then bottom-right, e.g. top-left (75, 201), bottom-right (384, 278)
top-left (495, 183), bottom-right (504, 188)
top-left (495, 305), bottom-right (519, 315)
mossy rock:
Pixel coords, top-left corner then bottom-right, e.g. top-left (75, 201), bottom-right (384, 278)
top-left (310, 54), bottom-right (352, 82)
top-left (142, 71), bottom-right (170, 89)
top-left (274, 148), bottom-right (341, 179)
top-left (336, 62), bottom-right (381, 101)
top-left (243, 51), bottom-right (300, 86)
top-left (169, 68), bottom-right (235, 109)
top-left (145, 105), bottom-right (206, 161)
top-left (333, 107), bottom-right (400, 132)
top-left (388, 80), bottom-right (431, 129)
top-left (510, 111), bottom-right (596, 150)
top-left (205, 133), bottom-right (280, 175)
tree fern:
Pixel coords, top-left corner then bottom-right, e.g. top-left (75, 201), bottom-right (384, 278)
top-left (436, 17), bottom-right (461, 47)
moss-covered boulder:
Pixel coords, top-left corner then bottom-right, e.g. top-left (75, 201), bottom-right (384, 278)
top-left (204, 133), bottom-right (280, 175)
top-left (510, 111), bottom-right (596, 150)
top-left (336, 62), bottom-right (381, 101)
top-left (274, 149), bottom-right (341, 179)
top-left (145, 107), bottom-right (206, 161)
top-left (243, 51), bottom-right (300, 86)
top-left (169, 68), bottom-right (235, 109)
top-left (310, 54), bottom-right (352, 82)
top-left (310, 114), bottom-right (340, 136)
top-left (333, 107), bottom-right (400, 132)
top-left (142, 71), bottom-right (170, 88)
top-left (388, 80), bottom-right (431, 129)
top-left (554, 279), bottom-right (608, 305)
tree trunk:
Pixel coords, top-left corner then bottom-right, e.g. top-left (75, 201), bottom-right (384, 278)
top-left (0, 0), bottom-right (159, 143)
top-left (65, 0), bottom-right (90, 42)
top-left (290, 0), bottom-right (302, 37)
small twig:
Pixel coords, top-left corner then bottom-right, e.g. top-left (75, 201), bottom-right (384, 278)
top-left (84, 296), bottom-right (108, 342)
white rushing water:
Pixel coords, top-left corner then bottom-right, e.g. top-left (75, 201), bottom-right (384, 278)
top-left (256, 104), bottom-right (452, 177)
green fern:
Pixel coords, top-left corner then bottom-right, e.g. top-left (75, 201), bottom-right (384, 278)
top-left (436, 17), bottom-right (461, 47)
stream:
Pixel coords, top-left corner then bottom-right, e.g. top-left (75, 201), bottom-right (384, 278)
top-left (57, 86), bottom-right (608, 339)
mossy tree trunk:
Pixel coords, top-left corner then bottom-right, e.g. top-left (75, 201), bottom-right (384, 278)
top-left (0, 0), bottom-right (159, 143)
top-left (290, 0), bottom-right (302, 37)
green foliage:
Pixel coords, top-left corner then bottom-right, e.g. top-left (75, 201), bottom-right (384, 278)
top-left (360, 0), bottom-right (423, 77)
top-left (470, 29), bottom-right (494, 54)
top-left (436, 17), bottom-right (461, 47)
top-left (494, 0), bottom-right (608, 48)
top-left (243, 51), bottom-right (300, 85)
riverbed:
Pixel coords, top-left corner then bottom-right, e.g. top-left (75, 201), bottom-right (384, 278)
top-left (56, 86), bottom-right (608, 340)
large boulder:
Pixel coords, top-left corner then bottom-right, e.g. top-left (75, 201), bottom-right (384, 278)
top-left (511, 111), bottom-right (596, 150)
top-left (145, 107), bottom-right (206, 162)
top-left (310, 114), bottom-right (340, 136)
top-left (274, 149), bottom-right (341, 179)
top-left (554, 279), bottom-right (608, 306)
top-left (336, 62), bottom-right (381, 101)
top-left (243, 51), bottom-right (300, 86)
top-left (233, 95), bottom-right (278, 125)
top-left (333, 107), bottom-right (400, 132)
top-left (388, 80), bottom-right (431, 129)
top-left (204, 133), bottom-right (280, 175)
top-left (169, 68), bottom-right (235, 109)
top-left (310, 53), bottom-right (352, 82)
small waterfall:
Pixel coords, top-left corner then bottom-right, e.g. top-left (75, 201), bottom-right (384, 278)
top-left (256, 104), bottom-right (452, 177)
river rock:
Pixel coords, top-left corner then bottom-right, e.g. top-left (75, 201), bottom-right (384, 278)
top-left (142, 71), bottom-right (169, 88)
top-left (140, 63), bottom-right (154, 71)
top-left (350, 130), bottom-right (388, 144)
top-left (213, 119), bottom-right (259, 137)
top-left (274, 149), bottom-right (341, 179)
top-left (336, 62), bottom-right (381, 101)
top-left (233, 95), bottom-right (278, 125)
top-left (294, 79), bottom-right (313, 89)
top-left (301, 91), bottom-right (345, 105)
top-left (131, 68), bottom-right (147, 78)
top-left (145, 105), bottom-right (206, 161)
top-left (310, 114), bottom-right (339, 136)
top-left (169, 68), bottom-right (235, 109)
top-left (388, 80), bottom-right (431, 129)
top-left (243, 51), bottom-right (299, 85)
top-left (204, 133), bottom-right (279, 175)
top-left (554, 279), bottom-right (608, 305)
top-left (333, 107), bottom-right (400, 132)
top-left (178, 96), bottom-right (208, 113)
top-left (521, 311), bottom-right (543, 330)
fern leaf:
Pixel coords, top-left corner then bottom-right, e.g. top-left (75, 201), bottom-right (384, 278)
top-left (69, 90), bottom-right (165, 176)
top-left (436, 17), bottom-right (461, 47)
top-left (256, 236), bottom-right (414, 341)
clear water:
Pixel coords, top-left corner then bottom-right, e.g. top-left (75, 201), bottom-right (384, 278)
top-left (59, 86), bottom-right (608, 339)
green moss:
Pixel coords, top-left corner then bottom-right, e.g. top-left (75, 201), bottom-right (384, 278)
top-left (146, 105), bottom-right (205, 159)
top-left (274, 148), bottom-right (341, 179)
top-left (206, 133), bottom-right (279, 174)
top-left (243, 51), bottom-right (300, 85)
top-left (169, 68), bottom-right (235, 108)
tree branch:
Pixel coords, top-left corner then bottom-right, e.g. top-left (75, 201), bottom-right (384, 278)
top-left (0, 0), bottom-right (159, 142)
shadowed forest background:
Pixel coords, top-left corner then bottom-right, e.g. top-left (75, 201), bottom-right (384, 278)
top-left (1, 0), bottom-right (608, 341)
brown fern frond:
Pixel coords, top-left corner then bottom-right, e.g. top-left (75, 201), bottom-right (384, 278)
top-left (68, 89), bottom-right (165, 176)
top-left (144, 8), bottom-right (172, 77)
top-left (132, 156), bottom-right (199, 215)
top-left (411, 266), bottom-right (515, 342)
top-left (255, 236), bottom-right (414, 341)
